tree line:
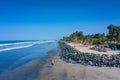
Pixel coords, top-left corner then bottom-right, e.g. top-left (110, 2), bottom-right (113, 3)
top-left (61, 24), bottom-right (120, 46)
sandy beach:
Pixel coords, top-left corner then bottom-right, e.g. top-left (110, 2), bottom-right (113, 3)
top-left (67, 42), bottom-right (120, 55)
top-left (1, 49), bottom-right (120, 80)
top-left (36, 50), bottom-right (120, 80)
top-left (1, 0), bottom-right (120, 79)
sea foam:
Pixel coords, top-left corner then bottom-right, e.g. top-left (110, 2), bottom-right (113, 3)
top-left (0, 40), bottom-right (55, 52)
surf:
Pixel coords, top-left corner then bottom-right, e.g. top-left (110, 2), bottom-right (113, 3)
top-left (0, 40), bottom-right (55, 52)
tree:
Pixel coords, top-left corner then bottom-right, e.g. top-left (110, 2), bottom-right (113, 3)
top-left (118, 33), bottom-right (120, 42)
top-left (69, 31), bottom-right (83, 42)
top-left (107, 24), bottom-right (120, 42)
top-left (100, 33), bottom-right (107, 44)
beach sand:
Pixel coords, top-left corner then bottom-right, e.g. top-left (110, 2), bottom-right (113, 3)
top-left (1, 50), bottom-right (120, 80)
top-left (67, 42), bottom-right (120, 55)
top-left (35, 50), bottom-right (120, 80)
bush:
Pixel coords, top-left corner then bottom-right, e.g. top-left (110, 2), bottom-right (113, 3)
top-left (92, 39), bottom-right (100, 45)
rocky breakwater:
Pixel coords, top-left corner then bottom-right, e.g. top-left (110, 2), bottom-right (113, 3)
top-left (59, 42), bottom-right (120, 67)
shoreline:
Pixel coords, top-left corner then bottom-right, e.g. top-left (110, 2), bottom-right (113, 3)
top-left (60, 41), bottom-right (120, 67)
top-left (34, 47), bottom-right (120, 80)
top-left (36, 46), bottom-right (120, 80)
top-left (0, 50), bottom-right (59, 80)
top-left (1, 44), bottom-right (120, 80)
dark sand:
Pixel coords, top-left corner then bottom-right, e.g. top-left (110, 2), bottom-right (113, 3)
top-left (0, 50), bottom-right (57, 80)
top-left (0, 50), bottom-right (120, 80)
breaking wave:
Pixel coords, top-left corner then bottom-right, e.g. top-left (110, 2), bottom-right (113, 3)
top-left (0, 40), bottom-right (55, 52)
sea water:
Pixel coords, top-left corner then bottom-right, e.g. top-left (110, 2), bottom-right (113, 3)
top-left (0, 40), bottom-right (58, 74)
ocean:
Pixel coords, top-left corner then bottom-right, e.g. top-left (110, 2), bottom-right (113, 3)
top-left (0, 40), bottom-right (58, 75)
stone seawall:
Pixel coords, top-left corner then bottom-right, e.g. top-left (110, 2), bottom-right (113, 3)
top-left (59, 42), bottom-right (120, 67)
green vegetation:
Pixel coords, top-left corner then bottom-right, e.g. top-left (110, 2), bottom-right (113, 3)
top-left (61, 32), bottom-right (106, 45)
top-left (61, 24), bottom-right (120, 47)
top-left (107, 24), bottom-right (120, 42)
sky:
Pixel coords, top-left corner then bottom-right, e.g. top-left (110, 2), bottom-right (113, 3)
top-left (0, 0), bottom-right (120, 40)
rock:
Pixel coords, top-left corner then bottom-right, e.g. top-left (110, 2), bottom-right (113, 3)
top-left (59, 42), bottom-right (120, 68)
top-left (88, 61), bottom-right (93, 65)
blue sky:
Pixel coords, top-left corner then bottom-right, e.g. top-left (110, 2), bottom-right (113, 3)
top-left (0, 0), bottom-right (120, 40)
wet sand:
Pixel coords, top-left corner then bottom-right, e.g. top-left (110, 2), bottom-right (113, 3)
top-left (36, 51), bottom-right (120, 80)
top-left (0, 50), bottom-right (57, 80)
top-left (1, 50), bottom-right (120, 80)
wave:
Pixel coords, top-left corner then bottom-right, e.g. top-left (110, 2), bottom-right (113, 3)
top-left (0, 42), bottom-right (34, 47)
top-left (0, 40), bottom-right (56, 52)
top-left (0, 44), bottom-right (33, 52)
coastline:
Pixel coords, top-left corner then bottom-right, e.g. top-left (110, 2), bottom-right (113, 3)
top-left (60, 41), bottom-right (120, 67)
top-left (0, 50), bottom-right (59, 80)
top-left (36, 43), bottom-right (120, 80)
top-left (34, 46), bottom-right (120, 80)
top-left (1, 43), bottom-right (120, 80)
